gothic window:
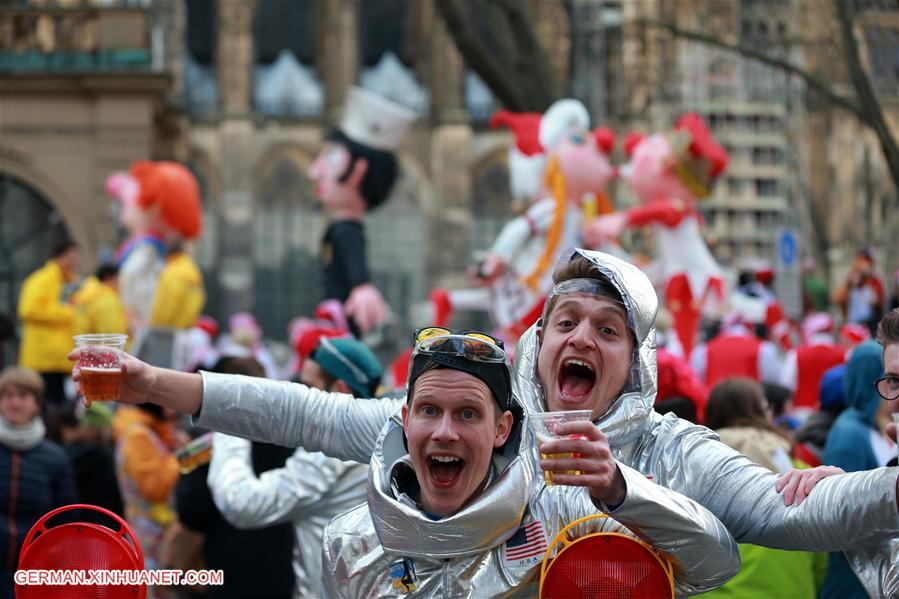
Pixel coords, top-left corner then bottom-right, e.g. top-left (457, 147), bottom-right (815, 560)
top-left (185, 0), bottom-right (217, 116)
top-left (359, 0), bottom-right (411, 67)
top-left (254, 0), bottom-right (322, 117)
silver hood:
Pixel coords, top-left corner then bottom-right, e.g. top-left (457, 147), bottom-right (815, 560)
top-left (367, 410), bottom-right (532, 559)
top-left (515, 248), bottom-right (659, 446)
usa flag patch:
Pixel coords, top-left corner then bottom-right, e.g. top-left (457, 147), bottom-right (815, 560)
top-left (504, 520), bottom-right (548, 567)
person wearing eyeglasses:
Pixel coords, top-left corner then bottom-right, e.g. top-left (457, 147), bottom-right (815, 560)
top-left (321, 330), bottom-right (739, 596)
top-left (70, 249), bottom-right (899, 597)
top-left (820, 339), bottom-right (896, 599)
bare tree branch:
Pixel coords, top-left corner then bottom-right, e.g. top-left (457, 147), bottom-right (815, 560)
top-left (435, 0), bottom-right (558, 111)
top-left (632, 17), bottom-right (868, 124)
top-left (435, 0), bottom-right (527, 110)
top-left (835, 0), bottom-right (899, 193)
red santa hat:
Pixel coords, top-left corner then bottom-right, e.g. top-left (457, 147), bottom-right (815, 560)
top-left (490, 110), bottom-right (548, 202)
top-left (802, 312), bottom-right (834, 341)
top-left (195, 315), bottom-right (220, 340)
top-left (839, 322), bottom-right (870, 346)
top-left (489, 110), bottom-right (543, 156)
top-left (671, 113), bottom-right (728, 198)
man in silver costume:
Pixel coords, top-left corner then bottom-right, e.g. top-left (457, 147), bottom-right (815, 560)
top-left (72, 248), bottom-right (899, 596)
top-left (206, 337), bottom-right (380, 596)
top-left (322, 330), bottom-right (738, 596)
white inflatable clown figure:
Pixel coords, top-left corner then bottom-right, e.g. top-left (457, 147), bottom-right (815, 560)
top-left (429, 99), bottom-right (617, 344)
top-left (307, 86), bottom-right (416, 336)
top-left (106, 161), bottom-right (204, 334)
top-left (584, 114), bottom-right (728, 358)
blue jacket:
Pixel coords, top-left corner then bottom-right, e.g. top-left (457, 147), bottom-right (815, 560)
top-left (0, 439), bottom-right (77, 598)
top-left (821, 341), bottom-right (884, 599)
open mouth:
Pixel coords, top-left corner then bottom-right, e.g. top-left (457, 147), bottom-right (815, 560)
top-left (427, 455), bottom-right (466, 488)
top-left (557, 358), bottom-right (596, 402)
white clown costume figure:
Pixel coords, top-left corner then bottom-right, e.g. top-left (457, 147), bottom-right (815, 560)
top-left (430, 99), bottom-right (617, 344)
top-left (584, 114), bottom-right (728, 358)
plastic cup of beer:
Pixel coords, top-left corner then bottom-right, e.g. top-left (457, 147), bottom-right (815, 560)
top-left (176, 432), bottom-right (215, 474)
top-left (73, 334), bottom-right (128, 403)
top-left (528, 410), bottom-right (593, 485)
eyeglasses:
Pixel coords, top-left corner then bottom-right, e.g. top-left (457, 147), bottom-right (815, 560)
top-left (874, 376), bottom-right (899, 401)
top-left (412, 327), bottom-right (506, 363)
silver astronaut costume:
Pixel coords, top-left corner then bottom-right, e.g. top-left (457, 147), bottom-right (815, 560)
top-left (321, 390), bottom-right (738, 597)
top-left (205, 433), bottom-right (366, 597)
top-left (195, 248), bottom-right (899, 597)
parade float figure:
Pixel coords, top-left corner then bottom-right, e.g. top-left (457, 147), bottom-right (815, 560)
top-left (105, 161), bottom-right (204, 333)
top-left (584, 113), bottom-right (728, 358)
top-left (430, 99), bottom-right (617, 344)
top-left (307, 87), bottom-right (416, 335)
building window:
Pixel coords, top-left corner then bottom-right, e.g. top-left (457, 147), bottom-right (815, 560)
top-left (185, 0), bottom-right (217, 116)
top-left (253, 0), bottom-right (322, 118)
top-left (755, 178), bottom-right (779, 197)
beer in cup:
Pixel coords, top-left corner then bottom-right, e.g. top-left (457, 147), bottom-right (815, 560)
top-left (73, 334), bottom-right (128, 404)
top-left (528, 410), bottom-right (593, 485)
top-left (176, 432), bottom-right (214, 474)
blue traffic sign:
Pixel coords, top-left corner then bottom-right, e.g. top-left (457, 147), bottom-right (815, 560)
top-left (778, 230), bottom-right (798, 268)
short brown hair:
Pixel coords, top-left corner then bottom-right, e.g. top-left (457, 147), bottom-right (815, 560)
top-left (0, 366), bottom-right (44, 405)
top-left (543, 256), bottom-right (624, 323)
top-left (877, 308), bottom-right (899, 347)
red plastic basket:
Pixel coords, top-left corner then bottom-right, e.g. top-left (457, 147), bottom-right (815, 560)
top-left (540, 515), bottom-right (674, 599)
top-left (16, 503), bottom-right (146, 599)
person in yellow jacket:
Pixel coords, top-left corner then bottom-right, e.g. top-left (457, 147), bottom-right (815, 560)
top-left (149, 243), bottom-right (205, 330)
top-left (17, 240), bottom-right (80, 408)
top-left (73, 264), bottom-right (129, 339)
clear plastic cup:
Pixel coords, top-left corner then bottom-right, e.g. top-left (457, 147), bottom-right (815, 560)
top-left (528, 410), bottom-right (593, 485)
top-left (73, 334), bottom-right (128, 404)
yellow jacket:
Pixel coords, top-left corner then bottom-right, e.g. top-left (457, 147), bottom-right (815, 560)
top-left (149, 253), bottom-right (206, 329)
top-left (73, 277), bottom-right (129, 337)
top-left (17, 260), bottom-right (77, 372)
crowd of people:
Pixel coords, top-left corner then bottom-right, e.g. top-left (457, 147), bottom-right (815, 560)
top-left (2, 86), bottom-right (899, 598)
top-left (3, 246), bottom-right (897, 597)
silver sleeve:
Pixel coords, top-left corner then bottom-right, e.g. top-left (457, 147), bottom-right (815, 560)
top-left (609, 463), bottom-right (740, 595)
top-left (207, 433), bottom-right (350, 529)
top-left (683, 439), bottom-right (899, 551)
top-left (196, 371), bottom-right (403, 463)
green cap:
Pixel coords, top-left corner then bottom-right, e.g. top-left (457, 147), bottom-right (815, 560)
top-left (312, 337), bottom-right (383, 397)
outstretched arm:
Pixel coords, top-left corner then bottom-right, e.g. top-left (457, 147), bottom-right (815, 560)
top-left (69, 352), bottom-right (402, 463)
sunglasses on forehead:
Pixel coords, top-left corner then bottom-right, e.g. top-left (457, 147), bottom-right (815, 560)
top-left (412, 327), bottom-right (506, 363)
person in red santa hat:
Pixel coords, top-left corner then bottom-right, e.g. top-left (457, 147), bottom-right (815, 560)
top-left (429, 99), bottom-right (617, 344)
top-left (778, 312), bottom-right (846, 413)
top-left (583, 114), bottom-right (728, 358)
